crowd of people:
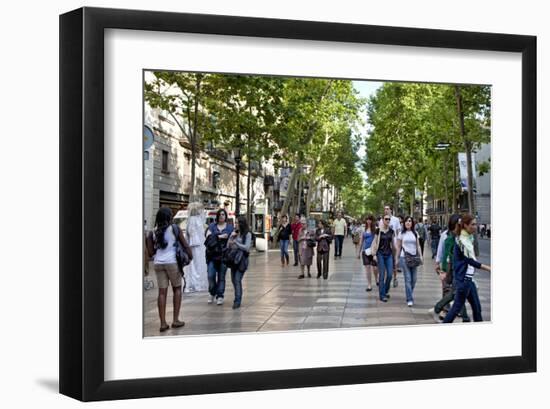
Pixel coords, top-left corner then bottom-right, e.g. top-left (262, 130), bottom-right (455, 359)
top-left (145, 203), bottom-right (491, 332)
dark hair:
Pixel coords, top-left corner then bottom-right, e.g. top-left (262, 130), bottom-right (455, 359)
top-left (457, 213), bottom-right (475, 235)
top-left (215, 208), bottom-right (228, 224)
top-left (448, 214), bottom-right (461, 232)
top-left (402, 215), bottom-right (416, 236)
top-left (154, 207), bottom-right (173, 250)
top-left (384, 204), bottom-right (393, 211)
top-left (237, 216), bottom-right (249, 238)
top-left (364, 215), bottom-right (375, 230)
top-left (282, 214), bottom-right (288, 220)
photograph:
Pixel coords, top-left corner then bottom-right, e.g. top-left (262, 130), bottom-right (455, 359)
top-left (142, 71), bottom-right (492, 337)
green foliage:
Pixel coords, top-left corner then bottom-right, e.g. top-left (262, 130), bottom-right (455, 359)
top-left (363, 82), bottom-right (491, 214)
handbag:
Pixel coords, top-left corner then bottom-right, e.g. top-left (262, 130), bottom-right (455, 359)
top-left (171, 225), bottom-right (192, 273)
top-left (364, 247), bottom-right (372, 256)
top-left (307, 238), bottom-right (316, 248)
top-left (403, 248), bottom-right (421, 268)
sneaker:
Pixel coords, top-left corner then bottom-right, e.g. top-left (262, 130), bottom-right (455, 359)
top-left (381, 297), bottom-right (388, 302)
top-left (216, 297), bottom-right (224, 305)
top-left (428, 307), bottom-right (439, 323)
top-left (393, 278), bottom-right (398, 288)
top-left (407, 301), bottom-right (414, 307)
top-left (207, 295), bottom-right (214, 304)
top-left (232, 302), bottom-right (241, 309)
top-left (298, 274), bottom-right (305, 279)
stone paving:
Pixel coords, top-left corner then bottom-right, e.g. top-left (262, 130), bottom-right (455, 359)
top-left (143, 238), bottom-right (491, 337)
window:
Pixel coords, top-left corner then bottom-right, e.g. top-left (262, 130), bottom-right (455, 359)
top-left (212, 171), bottom-right (220, 189)
top-left (161, 150), bottom-right (169, 173)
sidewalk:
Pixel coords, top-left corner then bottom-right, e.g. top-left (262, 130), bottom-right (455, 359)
top-left (144, 239), bottom-right (491, 337)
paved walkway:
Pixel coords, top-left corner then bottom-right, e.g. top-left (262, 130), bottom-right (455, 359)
top-left (144, 238), bottom-right (491, 337)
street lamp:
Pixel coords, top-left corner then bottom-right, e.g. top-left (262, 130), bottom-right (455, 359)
top-left (233, 147), bottom-right (242, 216)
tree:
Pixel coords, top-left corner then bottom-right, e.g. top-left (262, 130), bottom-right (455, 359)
top-left (144, 72), bottom-right (217, 201)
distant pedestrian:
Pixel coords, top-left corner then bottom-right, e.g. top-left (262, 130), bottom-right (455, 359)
top-left (428, 219), bottom-right (442, 259)
top-left (357, 215), bottom-right (377, 292)
top-left (146, 207), bottom-right (191, 332)
top-left (205, 209), bottom-right (234, 305)
top-left (415, 219), bottom-right (428, 256)
top-left (227, 216), bottom-right (252, 309)
top-left (396, 216), bottom-right (423, 307)
top-left (297, 216), bottom-right (314, 278)
top-left (352, 221), bottom-right (364, 251)
top-left (332, 212), bottom-right (347, 258)
top-left (315, 220), bottom-right (333, 279)
top-left (277, 215), bottom-right (292, 267)
top-left (291, 214), bottom-right (303, 266)
top-left (371, 214), bottom-right (397, 302)
top-left (443, 214), bottom-right (491, 323)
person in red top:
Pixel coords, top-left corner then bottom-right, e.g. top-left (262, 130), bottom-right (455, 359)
top-left (291, 214), bottom-right (303, 266)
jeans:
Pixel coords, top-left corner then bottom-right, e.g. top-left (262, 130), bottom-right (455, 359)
top-left (431, 237), bottom-right (439, 258)
top-left (443, 279), bottom-right (482, 323)
top-left (316, 251), bottom-right (329, 278)
top-left (280, 239), bottom-right (289, 259)
top-left (377, 253), bottom-right (393, 300)
top-left (434, 287), bottom-right (469, 321)
top-left (207, 260), bottom-right (227, 298)
top-left (399, 257), bottom-right (418, 303)
top-left (230, 268), bottom-right (245, 304)
top-left (293, 239), bottom-right (300, 264)
top-left (334, 235), bottom-right (344, 257)
top-left (419, 238), bottom-right (425, 256)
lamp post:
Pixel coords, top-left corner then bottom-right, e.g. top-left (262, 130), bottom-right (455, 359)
top-left (233, 147), bottom-right (242, 216)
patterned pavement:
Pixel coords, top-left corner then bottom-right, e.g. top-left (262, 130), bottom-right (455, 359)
top-left (143, 238), bottom-right (491, 337)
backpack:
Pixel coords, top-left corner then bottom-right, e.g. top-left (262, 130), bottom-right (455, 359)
top-left (415, 223), bottom-right (426, 240)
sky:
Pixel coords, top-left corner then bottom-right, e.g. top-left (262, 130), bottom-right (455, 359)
top-left (352, 80), bottom-right (382, 179)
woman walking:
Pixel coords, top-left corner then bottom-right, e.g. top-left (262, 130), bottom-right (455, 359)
top-left (146, 207), bottom-right (191, 332)
top-left (183, 202), bottom-right (208, 293)
top-left (395, 216), bottom-right (423, 307)
top-left (297, 216), bottom-right (314, 278)
top-left (277, 215), bottom-right (292, 267)
top-left (227, 216), bottom-right (252, 309)
top-left (356, 215), bottom-right (377, 292)
top-left (315, 219), bottom-right (333, 279)
top-left (205, 209), bottom-right (234, 305)
top-left (443, 214), bottom-right (491, 323)
top-left (371, 214), bottom-right (397, 302)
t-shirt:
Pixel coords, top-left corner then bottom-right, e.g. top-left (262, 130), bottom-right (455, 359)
top-left (377, 228), bottom-right (394, 256)
top-left (333, 218), bottom-right (346, 236)
top-left (429, 223), bottom-right (442, 239)
top-left (153, 226), bottom-right (177, 264)
top-left (362, 229), bottom-right (375, 250)
top-left (397, 230), bottom-right (418, 257)
top-left (291, 222), bottom-right (303, 241)
top-left (389, 215), bottom-right (401, 235)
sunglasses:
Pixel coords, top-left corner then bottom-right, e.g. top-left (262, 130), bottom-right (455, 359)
top-left (384, 218), bottom-right (390, 221)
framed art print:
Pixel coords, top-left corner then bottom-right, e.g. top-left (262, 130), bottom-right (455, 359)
top-left (60, 7), bottom-right (536, 401)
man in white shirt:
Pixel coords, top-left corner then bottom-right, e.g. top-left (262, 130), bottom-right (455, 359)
top-left (383, 205), bottom-right (401, 288)
top-left (332, 212), bottom-right (347, 259)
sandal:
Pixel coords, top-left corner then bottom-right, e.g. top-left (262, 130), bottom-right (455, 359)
top-left (160, 324), bottom-right (170, 332)
top-left (171, 320), bottom-right (185, 329)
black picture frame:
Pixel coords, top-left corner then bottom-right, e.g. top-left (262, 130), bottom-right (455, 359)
top-left (60, 7), bottom-right (537, 402)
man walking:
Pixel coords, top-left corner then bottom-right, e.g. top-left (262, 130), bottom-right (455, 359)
top-left (428, 218), bottom-right (442, 259)
top-left (383, 205), bottom-right (401, 287)
top-left (291, 214), bottom-right (303, 266)
top-left (415, 219), bottom-right (428, 256)
top-left (332, 212), bottom-right (347, 259)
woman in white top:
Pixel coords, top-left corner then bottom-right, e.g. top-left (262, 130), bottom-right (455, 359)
top-left (395, 216), bottom-right (423, 307)
top-left (146, 207), bottom-right (190, 332)
top-left (183, 202), bottom-right (208, 293)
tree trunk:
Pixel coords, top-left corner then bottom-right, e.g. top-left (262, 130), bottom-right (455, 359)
top-left (296, 168), bottom-right (304, 216)
top-left (280, 161), bottom-right (300, 217)
top-left (247, 158), bottom-right (252, 226)
top-left (455, 85), bottom-right (475, 215)
top-left (190, 144), bottom-right (197, 202)
top-left (452, 154), bottom-right (457, 213)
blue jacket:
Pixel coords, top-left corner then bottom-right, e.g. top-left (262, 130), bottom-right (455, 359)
top-left (452, 239), bottom-right (482, 282)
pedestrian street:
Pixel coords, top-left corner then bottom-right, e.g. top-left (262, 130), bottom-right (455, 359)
top-left (144, 238), bottom-right (491, 337)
